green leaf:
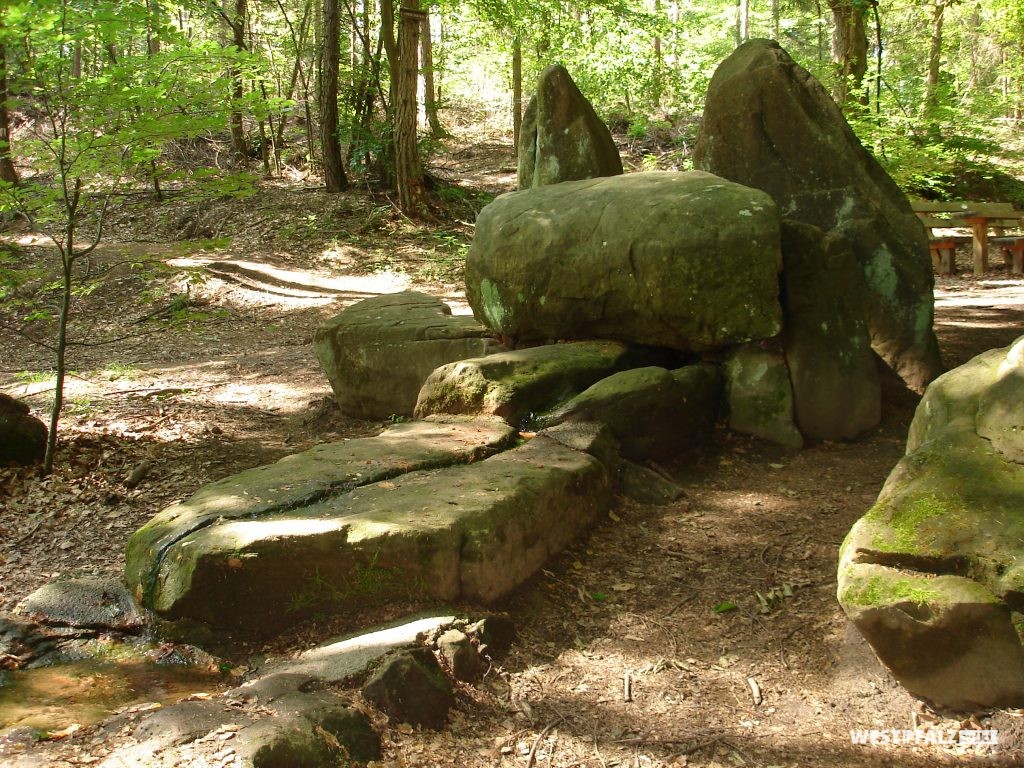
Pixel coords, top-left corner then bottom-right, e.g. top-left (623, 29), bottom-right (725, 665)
top-left (713, 601), bottom-right (738, 614)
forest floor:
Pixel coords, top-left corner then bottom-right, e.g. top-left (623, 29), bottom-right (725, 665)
top-left (2, 133), bottom-right (1024, 767)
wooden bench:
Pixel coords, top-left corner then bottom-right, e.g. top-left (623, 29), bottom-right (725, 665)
top-left (910, 200), bottom-right (1024, 276)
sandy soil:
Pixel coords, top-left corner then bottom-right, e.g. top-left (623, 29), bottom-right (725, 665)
top-left (2, 155), bottom-right (1024, 767)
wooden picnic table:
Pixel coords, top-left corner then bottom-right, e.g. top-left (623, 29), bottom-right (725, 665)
top-left (911, 200), bottom-right (1024, 276)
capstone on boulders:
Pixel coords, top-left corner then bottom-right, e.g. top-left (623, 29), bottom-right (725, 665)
top-left (313, 291), bottom-right (497, 420)
top-left (466, 171), bottom-right (783, 353)
top-left (694, 39), bottom-right (942, 392)
top-left (518, 64), bottom-right (623, 189)
top-left (838, 335), bottom-right (1024, 710)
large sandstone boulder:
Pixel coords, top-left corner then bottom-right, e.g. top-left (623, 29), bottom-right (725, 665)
top-left (125, 417), bottom-right (610, 636)
top-left (780, 221), bottom-right (880, 441)
top-left (413, 340), bottom-right (662, 427)
top-left (534, 364), bottom-right (721, 460)
top-left (0, 393), bottom-right (47, 465)
top-left (693, 39), bottom-right (942, 392)
top-left (466, 171), bottom-right (783, 352)
top-left (518, 64), bottom-right (623, 189)
top-left (313, 292), bottom-right (496, 420)
top-left (837, 336), bottom-right (1024, 710)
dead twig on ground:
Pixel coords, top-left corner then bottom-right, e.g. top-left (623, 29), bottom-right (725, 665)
top-left (524, 721), bottom-right (557, 768)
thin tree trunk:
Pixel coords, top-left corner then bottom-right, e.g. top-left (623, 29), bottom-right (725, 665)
top-left (274, 0), bottom-right (313, 154)
top-left (395, 4), bottom-right (426, 214)
top-left (653, 0), bottom-right (663, 104)
top-left (925, 0), bottom-right (945, 111)
top-left (147, 0), bottom-right (162, 54)
top-left (420, 6), bottom-right (443, 136)
top-left (227, 0), bottom-right (249, 165)
top-left (321, 0), bottom-right (348, 190)
top-left (512, 35), bottom-right (522, 151)
top-left (45, 176), bottom-right (81, 476)
top-left (380, 0), bottom-right (399, 180)
top-left (0, 32), bottom-right (18, 185)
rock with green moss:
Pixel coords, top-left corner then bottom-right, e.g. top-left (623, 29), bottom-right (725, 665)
top-left (126, 429), bottom-right (609, 636)
top-left (466, 171), bottom-right (783, 352)
top-left (534, 364), bottom-right (721, 460)
top-left (723, 345), bottom-right (803, 449)
top-left (313, 292), bottom-right (498, 420)
top-left (517, 64), bottom-right (622, 189)
top-left (234, 693), bottom-right (381, 767)
top-left (362, 647), bottom-right (454, 729)
top-left (694, 39), bottom-right (941, 392)
top-left (780, 221), bottom-right (880, 441)
top-left (414, 340), bottom-right (660, 427)
top-left (125, 415), bottom-right (517, 611)
top-left (837, 335), bottom-right (1024, 709)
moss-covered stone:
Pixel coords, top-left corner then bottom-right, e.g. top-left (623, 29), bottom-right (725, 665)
top-left (780, 220), bottom-right (880, 441)
top-left (313, 292), bottom-right (497, 420)
top-left (837, 336), bottom-right (1024, 709)
top-left (414, 340), bottom-right (660, 427)
top-left (534, 363), bottom-right (721, 460)
top-left (723, 345), bottom-right (803, 449)
top-left (132, 434), bottom-right (609, 636)
top-left (465, 171), bottom-right (783, 353)
top-left (517, 64), bottom-right (622, 189)
top-left (694, 39), bottom-right (941, 392)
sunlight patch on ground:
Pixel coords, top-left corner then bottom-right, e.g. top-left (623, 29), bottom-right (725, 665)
top-left (934, 279), bottom-right (1024, 308)
top-left (168, 256), bottom-right (412, 295)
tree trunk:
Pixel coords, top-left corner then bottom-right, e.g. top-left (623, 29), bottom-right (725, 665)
top-left (227, 0), bottom-right (249, 165)
top-left (420, 6), bottom-right (443, 137)
top-left (147, 0), bottom-right (162, 54)
top-left (512, 35), bottom-right (522, 151)
top-left (0, 31), bottom-right (18, 185)
top-left (321, 0), bottom-right (348, 190)
top-left (274, 0), bottom-right (313, 153)
top-left (395, 4), bottom-right (426, 214)
top-left (827, 0), bottom-right (869, 107)
top-left (652, 0), bottom-right (663, 104)
top-left (925, 0), bottom-right (945, 111)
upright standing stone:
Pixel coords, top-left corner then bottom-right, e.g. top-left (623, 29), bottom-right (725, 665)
top-left (518, 64), bottom-right (623, 189)
top-left (780, 221), bottom-right (880, 441)
top-left (694, 39), bottom-right (942, 392)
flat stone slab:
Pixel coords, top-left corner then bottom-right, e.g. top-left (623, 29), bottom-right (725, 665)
top-left (15, 577), bottom-right (146, 633)
top-left (57, 614), bottom-right (478, 768)
top-left (125, 415), bottom-right (517, 612)
top-left (128, 428), bottom-right (610, 635)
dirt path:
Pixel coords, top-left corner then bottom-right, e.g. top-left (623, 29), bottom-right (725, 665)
top-left (3, 177), bottom-right (1024, 765)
